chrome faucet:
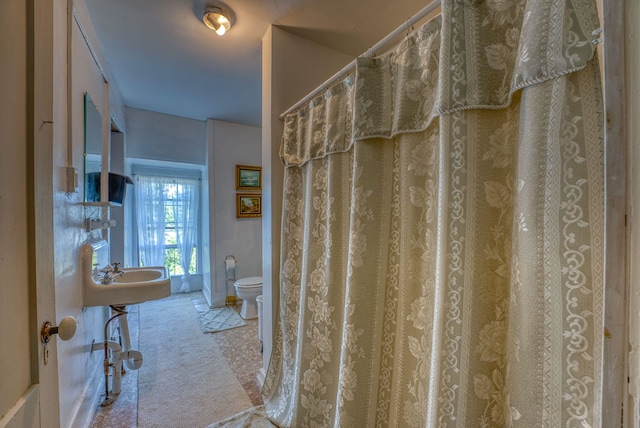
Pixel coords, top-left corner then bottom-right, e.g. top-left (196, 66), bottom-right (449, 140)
top-left (112, 262), bottom-right (122, 274)
top-left (96, 262), bottom-right (124, 284)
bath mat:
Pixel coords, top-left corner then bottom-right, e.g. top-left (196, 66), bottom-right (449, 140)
top-left (198, 306), bottom-right (246, 333)
top-left (206, 406), bottom-right (276, 428)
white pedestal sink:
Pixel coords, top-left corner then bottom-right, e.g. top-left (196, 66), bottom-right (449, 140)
top-left (82, 240), bottom-right (171, 307)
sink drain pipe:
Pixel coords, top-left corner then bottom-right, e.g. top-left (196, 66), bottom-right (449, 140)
top-left (93, 339), bottom-right (143, 396)
top-left (94, 305), bottom-right (145, 405)
top-left (117, 308), bottom-right (139, 370)
top-left (101, 306), bottom-right (127, 404)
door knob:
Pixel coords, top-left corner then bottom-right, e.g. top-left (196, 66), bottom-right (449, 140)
top-left (41, 316), bottom-right (77, 343)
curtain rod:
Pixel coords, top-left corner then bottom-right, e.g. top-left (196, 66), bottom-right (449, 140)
top-left (279, 0), bottom-right (442, 119)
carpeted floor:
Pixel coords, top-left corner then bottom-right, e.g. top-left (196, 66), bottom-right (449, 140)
top-left (206, 406), bottom-right (276, 428)
top-left (210, 316), bottom-right (264, 407)
top-left (90, 292), bottom-right (264, 428)
top-left (137, 295), bottom-right (253, 427)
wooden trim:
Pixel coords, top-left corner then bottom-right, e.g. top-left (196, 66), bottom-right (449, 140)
top-left (624, 0), bottom-right (640, 425)
top-left (602, 0), bottom-right (629, 426)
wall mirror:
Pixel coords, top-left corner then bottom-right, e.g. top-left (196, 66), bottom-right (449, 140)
top-left (84, 93), bottom-right (102, 203)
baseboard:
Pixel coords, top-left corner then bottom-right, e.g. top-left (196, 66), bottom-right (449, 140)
top-left (202, 279), bottom-right (212, 307)
top-left (202, 281), bottom-right (235, 308)
top-left (68, 357), bottom-right (105, 428)
top-left (0, 385), bottom-right (39, 427)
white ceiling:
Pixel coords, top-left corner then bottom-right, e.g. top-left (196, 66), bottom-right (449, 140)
top-left (84, 0), bottom-right (434, 127)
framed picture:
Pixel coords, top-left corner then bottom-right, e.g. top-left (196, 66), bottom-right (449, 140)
top-left (236, 165), bottom-right (262, 191)
top-left (236, 193), bottom-right (262, 218)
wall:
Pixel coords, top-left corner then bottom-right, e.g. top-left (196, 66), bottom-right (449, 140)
top-left (261, 25), bottom-right (353, 372)
top-left (208, 120), bottom-right (262, 307)
top-left (125, 107), bottom-right (207, 164)
top-left (53, 17), bottom-right (106, 428)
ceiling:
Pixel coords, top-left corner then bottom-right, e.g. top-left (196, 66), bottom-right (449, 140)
top-left (84, 0), bottom-right (434, 127)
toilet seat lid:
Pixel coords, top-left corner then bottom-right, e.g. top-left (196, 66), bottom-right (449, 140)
top-left (235, 276), bottom-right (263, 286)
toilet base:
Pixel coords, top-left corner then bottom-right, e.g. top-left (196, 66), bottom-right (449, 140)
top-left (240, 299), bottom-right (258, 319)
top-left (234, 276), bottom-right (262, 320)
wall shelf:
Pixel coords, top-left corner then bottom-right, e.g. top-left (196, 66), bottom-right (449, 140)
top-left (83, 202), bottom-right (114, 232)
top-left (83, 201), bottom-right (112, 207)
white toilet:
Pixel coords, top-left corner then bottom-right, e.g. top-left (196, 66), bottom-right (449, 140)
top-left (234, 276), bottom-right (263, 319)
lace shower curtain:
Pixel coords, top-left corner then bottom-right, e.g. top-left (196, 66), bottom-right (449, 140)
top-left (263, 0), bottom-right (604, 426)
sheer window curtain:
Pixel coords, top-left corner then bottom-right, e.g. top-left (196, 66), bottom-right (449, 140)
top-left (175, 177), bottom-right (199, 293)
top-left (135, 175), bottom-right (167, 268)
top-left (263, 1), bottom-right (605, 427)
top-left (134, 174), bottom-right (199, 292)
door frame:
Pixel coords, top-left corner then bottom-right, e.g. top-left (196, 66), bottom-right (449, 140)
top-left (601, 0), bottom-right (640, 426)
top-left (31, 0), bottom-right (62, 423)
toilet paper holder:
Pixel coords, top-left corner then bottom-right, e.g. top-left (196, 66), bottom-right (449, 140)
top-left (224, 255), bottom-right (237, 306)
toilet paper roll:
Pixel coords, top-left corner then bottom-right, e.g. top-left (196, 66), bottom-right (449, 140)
top-left (225, 258), bottom-right (236, 282)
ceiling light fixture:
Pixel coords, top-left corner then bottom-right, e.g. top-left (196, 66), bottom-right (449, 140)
top-left (203, 5), bottom-right (232, 36)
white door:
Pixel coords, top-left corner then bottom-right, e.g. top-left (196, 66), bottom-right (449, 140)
top-left (0, 0), bottom-right (61, 426)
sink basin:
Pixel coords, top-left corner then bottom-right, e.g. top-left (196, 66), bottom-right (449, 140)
top-left (82, 240), bottom-right (171, 307)
top-left (84, 266), bottom-right (171, 307)
top-left (112, 267), bottom-right (165, 284)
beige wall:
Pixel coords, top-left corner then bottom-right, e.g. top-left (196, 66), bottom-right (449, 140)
top-left (261, 25), bottom-right (352, 372)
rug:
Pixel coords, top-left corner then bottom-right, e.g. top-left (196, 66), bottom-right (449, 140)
top-left (137, 295), bottom-right (253, 427)
top-left (206, 406), bottom-right (276, 428)
top-left (198, 306), bottom-right (246, 333)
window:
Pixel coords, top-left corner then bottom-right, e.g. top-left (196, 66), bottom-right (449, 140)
top-left (133, 173), bottom-right (200, 277)
top-left (162, 188), bottom-right (197, 275)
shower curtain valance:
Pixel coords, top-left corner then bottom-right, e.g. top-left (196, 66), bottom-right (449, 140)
top-left (281, 0), bottom-right (601, 168)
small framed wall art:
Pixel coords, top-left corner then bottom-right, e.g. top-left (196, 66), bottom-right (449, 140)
top-left (236, 193), bottom-right (262, 218)
top-left (236, 165), bottom-right (262, 191)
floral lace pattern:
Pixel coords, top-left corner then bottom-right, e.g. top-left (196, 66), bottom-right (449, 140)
top-left (263, 1), bottom-right (604, 426)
